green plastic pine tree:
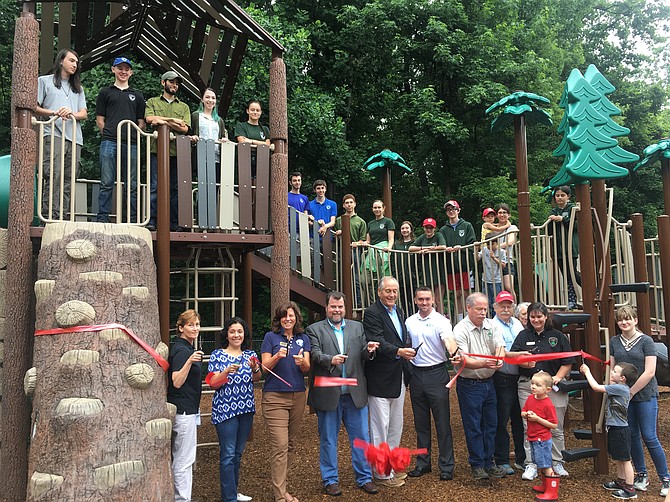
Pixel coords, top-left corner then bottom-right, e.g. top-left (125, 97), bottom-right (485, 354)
top-left (551, 67), bottom-right (637, 184)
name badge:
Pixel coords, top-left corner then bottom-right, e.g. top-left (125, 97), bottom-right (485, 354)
top-left (525, 341), bottom-right (536, 346)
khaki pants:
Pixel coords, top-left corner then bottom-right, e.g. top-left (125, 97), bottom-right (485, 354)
top-left (262, 391), bottom-right (306, 502)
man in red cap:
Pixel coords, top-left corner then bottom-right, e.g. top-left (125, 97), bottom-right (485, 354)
top-left (491, 290), bottom-right (526, 475)
top-left (439, 200), bottom-right (476, 320)
top-left (409, 218), bottom-right (447, 313)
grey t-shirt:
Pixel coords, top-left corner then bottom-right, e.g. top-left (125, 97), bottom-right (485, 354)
top-left (604, 383), bottom-right (630, 427)
top-left (610, 334), bottom-right (658, 402)
top-left (37, 75), bottom-right (86, 145)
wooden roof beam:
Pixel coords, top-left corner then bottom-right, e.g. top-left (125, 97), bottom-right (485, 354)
top-left (219, 35), bottom-right (247, 119)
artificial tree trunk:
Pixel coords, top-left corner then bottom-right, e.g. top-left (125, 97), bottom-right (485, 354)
top-left (26, 222), bottom-right (173, 501)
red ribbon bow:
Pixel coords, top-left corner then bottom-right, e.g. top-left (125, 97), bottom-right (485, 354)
top-left (353, 438), bottom-right (428, 476)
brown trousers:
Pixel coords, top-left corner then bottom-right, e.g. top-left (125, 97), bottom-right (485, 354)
top-left (262, 391), bottom-right (307, 502)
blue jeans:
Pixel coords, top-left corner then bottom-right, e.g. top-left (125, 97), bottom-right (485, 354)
top-left (150, 153), bottom-right (179, 229)
top-left (483, 282), bottom-right (502, 315)
top-left (215, 413), bottom-right (254, 502)
top-left (98, 140), bottom-right (137, 222)
top-left (456, 377), bottom-right (498, 468)
top-left (628, 398), bottom-right (670, 480)
top-left (493, 372), bottom-right (525, 466)
top-left (316, 394), bottom-right (373, 487)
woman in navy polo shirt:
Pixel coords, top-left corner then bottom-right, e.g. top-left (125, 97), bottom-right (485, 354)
top-left (208, 317), bottom-right (261, 502)
top-left (511, 302), bottom-right (574, 480)
top-left (261, 301), bottom-right (311, 502)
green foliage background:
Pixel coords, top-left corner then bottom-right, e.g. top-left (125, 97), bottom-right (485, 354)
top-left (1, 0), bottom-right (669, 236)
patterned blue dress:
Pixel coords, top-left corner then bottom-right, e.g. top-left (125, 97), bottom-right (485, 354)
top-left (208, 349), bottom-right (258, 424)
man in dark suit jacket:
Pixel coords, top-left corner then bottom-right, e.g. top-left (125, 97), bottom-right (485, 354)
top-left (307, 292), bottom-right (380, 496)
top-left (363, 276), bottom-right (416, 487)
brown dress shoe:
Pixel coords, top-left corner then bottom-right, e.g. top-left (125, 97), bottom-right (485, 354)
top-left (324, 483), bottom-right (342, 496)
top-left (359, 482), bottom-right (379, 494)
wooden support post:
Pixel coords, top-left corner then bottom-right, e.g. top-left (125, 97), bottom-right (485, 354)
top-left (575, 183), bottom-right (608, 474)
top-left (383, 168), bottom-right (392, 218)
top-left (156, 125), bottom-right (171, 345)
top-left (2, 10), bottom-right (39, 500)
top-left (243, 251), bottom-right (253, 332)
top-left (514, 115), bottom-right (534, 302)
top-left (657, 215), bottom-right (670, 350)
top-left (269, 50), bottom-right (289, 314)
top-left (591, 180), bottom-right (615, 340)
top-left (662, 158), bottom-right (670, 216)
top-left (341, 214), bottom-right (353, 315)
top-left (630, 214), bottom-right (651, 337)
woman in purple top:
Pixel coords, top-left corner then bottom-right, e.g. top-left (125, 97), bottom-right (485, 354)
top-left (610, 305), bottom-right (670, 496)
top-left (261, 301), bottom-right (311, 502)
top-left (209, 317), bottom-right (261, 502)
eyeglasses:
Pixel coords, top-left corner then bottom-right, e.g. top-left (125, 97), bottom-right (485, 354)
top-left (446, 207), bottom-right (458, 212)
top-left (497, 305), bottom-right (513, 310)
top-left (497, 210), bottom-right (508, 214)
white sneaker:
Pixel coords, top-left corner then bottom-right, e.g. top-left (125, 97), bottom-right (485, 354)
top-left (633, 473), bottom-right (648, 491)
top-left (553, 462), bottom-right (569, 477)
top-left (237, 494), bottom-right (252, 502)
top-left (522, 464), bottom-right (537, 481)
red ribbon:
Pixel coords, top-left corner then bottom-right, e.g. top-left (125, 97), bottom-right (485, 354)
top-left (353, 438), bottom-right (428, 476)
top-left (462, 350), bottom-right (609, 366)
top-left (35, 322), bottom-right (169, 372)
top-left (446, 350), bottom-right (608, 389)
top-left (250, 355), bottom-right (292, 388)
top-left (205, 371), bottom-right (226, 389)
top-left (313, 376), bottom-right (359, 387)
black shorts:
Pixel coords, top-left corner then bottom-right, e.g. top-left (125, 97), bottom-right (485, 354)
top-left (608, 426), bottom-right (631, 461)
top-left (503, 261), bottom-right (516, 277)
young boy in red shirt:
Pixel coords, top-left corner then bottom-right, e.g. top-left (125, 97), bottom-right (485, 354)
top-left (522, 371), bottom-right (559, 501)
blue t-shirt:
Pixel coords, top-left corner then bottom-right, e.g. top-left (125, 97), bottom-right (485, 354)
top-left (261, 330), bottom-right (311, 392)
top-left (308, 198), bottom-right (337, 227)
top-left (288, 192), bottom-right (309, 229)
top-left (208, 349), bottom-right (258, 424)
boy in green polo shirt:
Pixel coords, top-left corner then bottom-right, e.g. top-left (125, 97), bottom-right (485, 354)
top-left (335, 194), bottom-right (367, 306)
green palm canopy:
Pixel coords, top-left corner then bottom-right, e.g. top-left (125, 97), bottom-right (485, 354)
top-left (634, 138), bottom-right (670, 171)
top-left (485, 91), bottom-right (552, 133)
top-left (363, 149), bottom-right (412, 173)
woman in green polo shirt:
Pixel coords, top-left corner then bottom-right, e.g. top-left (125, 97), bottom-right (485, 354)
top-left (234, 100), bottom-right (270, 178)
top-left (392, 220), bottom-right (416, 313)
top-left (363, 200), bottom-right (395, 296)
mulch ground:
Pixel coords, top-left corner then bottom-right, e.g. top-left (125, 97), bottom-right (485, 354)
top-left (193, 387), bottom-right (670, 502)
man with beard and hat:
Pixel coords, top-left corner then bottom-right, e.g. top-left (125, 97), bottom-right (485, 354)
top-left (145, 70), bottom-right (191, 231)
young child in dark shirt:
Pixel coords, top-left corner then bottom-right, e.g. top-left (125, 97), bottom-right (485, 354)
top-left (581, 362), bottom-right (639, 500)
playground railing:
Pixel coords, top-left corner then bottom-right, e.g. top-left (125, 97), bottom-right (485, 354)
top-left (33, 118), bottom-right (272, 233)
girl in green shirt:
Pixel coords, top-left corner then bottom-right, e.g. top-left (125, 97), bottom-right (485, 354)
top-left (363, 200), bottom-right (395, 296)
